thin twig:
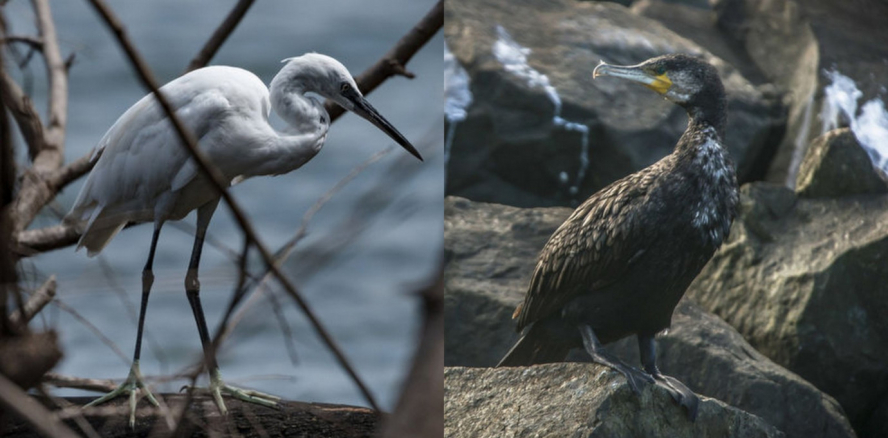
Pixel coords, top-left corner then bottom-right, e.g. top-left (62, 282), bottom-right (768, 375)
top-left (184, 0), bottom-right (255, 73)
top-left (43, 372), bottom-right (117, 393)
top-left (0, 373), bottom-right (80, 438)
top-left (1, 35), bottom-right (44, 49)
top-left (85, 0), bottom-right (382, 412)
top-left (52, 297), bottom-right (130, 365)
top-left (35, 387), bottom-right (102, 438)
top-left (326, 0), bottom-right (443, 122)
top-left (9, 274), bottom-right (56, 326)
top-left (218, 145), bottom-right (393, 344)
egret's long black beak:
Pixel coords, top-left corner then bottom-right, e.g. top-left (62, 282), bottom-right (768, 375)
top-left (593, 61), bottom-right (672, 95)
top-left (343, 88), bottom-right (423, 161)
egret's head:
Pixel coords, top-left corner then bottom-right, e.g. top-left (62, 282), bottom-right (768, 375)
top-left (592, 54), bottom-right (721, 108)
top-left (275, 53), bottom-right (422, 161)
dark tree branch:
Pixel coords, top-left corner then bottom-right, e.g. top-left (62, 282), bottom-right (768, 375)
top-left (185, 0), bottom-right (255, 73)
top-left (379, 269), bottom-right (443, 438)
top-left (0, 373), bottom-right (79, 438)
top-left (8, 0), bottom-right (68, 234)
top-left (9, 275), bottom-right (55, 326)
top-left (0, 69), bottom-right (46, 159)
top-left (85, 0), bottom-right (381, 412)
top-left (326, 0), bottom-right (443, 122)
top-left (1, 35), bottom-right (44, 49)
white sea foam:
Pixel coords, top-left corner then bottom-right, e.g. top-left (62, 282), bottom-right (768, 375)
top-left (493, 25), bottom-right (590, 198)
top-left (819, 69), bottom-right (888, 172)
top-left (444, 42), bottom-right (474, 167)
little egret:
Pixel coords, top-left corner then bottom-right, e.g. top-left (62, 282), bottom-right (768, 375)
top-left (66, 53), bottom-right (422, 425)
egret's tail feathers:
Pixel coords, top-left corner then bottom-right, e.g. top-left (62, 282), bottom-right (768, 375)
top-left (496, 325), bottom-right (569, 367)
top-left (70, 205), bottom-right (127, 257)
top-left (78, 221), bottom-right (126, 257)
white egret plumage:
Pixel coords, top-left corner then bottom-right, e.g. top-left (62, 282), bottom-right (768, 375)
top-left (65, 53), bottom-right (422, 425)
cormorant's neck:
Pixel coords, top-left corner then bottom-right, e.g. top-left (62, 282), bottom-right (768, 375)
top-left (684, 88), bottom-right (727, 140)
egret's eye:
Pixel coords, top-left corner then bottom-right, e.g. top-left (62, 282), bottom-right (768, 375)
top-left (340, 82), bottom-right (350, 93)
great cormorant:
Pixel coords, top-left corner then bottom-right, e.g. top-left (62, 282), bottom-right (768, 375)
top-left (496, 54), bottom-right (739, 421)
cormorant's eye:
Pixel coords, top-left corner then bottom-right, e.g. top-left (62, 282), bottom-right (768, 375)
top-left (654, 65), bottom-right (667, 76)
top-left (340, 82), bottom-right (350, 93)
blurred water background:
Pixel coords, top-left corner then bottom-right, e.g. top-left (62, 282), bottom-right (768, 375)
top-left (6, 0), bottom-right (443, 409)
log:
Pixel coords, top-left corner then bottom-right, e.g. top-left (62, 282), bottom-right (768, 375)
top-left (1, 395), bottom-right (378, 438)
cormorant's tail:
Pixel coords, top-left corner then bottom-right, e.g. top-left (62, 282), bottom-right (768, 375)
top-left (496, 325), bottom-right (569, 367)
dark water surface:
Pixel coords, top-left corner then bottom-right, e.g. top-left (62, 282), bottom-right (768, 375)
top-left (9, 0), bottom-right (443, 409)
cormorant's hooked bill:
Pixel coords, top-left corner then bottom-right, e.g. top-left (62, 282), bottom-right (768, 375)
top-left (593, 60), bottom-right (673, 95)
top-left (340, 86), bottom-right (424, 161)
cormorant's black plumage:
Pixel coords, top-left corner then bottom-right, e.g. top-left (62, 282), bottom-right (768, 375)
top-left (497, 54), bottom-right (739, 421)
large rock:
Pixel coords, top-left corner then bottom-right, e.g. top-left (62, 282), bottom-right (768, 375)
top-left (444, 0), bottom-right (784, 207)
top-left (605, 301), bottom-right (855, 438)
top-left (688, 182), bottom-right (888, 433)
top-left (708, 0), bottom-right (888, 185)
top-left (444, 196), bottom-right (856, 438)
top-left (795, 128), bottom-right (888, 198)
top-left (445, 364), bottom-right (784, 438)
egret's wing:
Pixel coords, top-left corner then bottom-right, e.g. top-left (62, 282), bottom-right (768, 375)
top-left (514, 166), bottom-right (664, 331)
top-left (68, 70), bottom-right (242, 228)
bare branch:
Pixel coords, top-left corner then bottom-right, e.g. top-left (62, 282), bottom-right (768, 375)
top-left (43, 372), bottom-right (117, 393)
top-left (8, 0), bottom-right (69, 233)
top-left (0, 372), bottom-right (80, 438)
top-left (50, 149), bottom-right (98, 188)
top-left (30, 0), bottom-right (67, 172)
top-left (0, 69), bottom-right (46, 157)
top-left (9, 275), bottom-right (55, 326)
top-left (1, 35), bottom-right (44, 49)
top-left (326, 0), bottom-right (443, 122)
top-left (85, 0), bottom-right (384, 412)
top-left (15, 223), bottom-right (81, 255)
top-left (379, 270), bottom-right (443, 438)
top-left (218, 145), bottom-right (393, 345)
top-left (185, 0), bottom-right (255, 73)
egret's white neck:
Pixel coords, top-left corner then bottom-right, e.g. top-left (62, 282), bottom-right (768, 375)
top-left (240, 79), bottom-right (330, 177)
top-left (270, 79), bottom-right (330, 135)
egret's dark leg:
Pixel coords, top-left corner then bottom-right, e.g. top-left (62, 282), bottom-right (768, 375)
top-left (84, 223), bottom-right (163, 427)
top-left (638, 333), bottom-right (699, 421)
top-left (578, 324), bottom-right (653, 393)
top-left (184, 200), bottom-right (279, 414)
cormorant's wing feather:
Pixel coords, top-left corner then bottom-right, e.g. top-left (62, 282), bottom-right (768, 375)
top-left (515, 163), bottom-right (667, 331)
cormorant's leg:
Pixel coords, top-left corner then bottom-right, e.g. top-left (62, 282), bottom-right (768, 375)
top-left (638, 333), bottom-right (699, 421)
top-left (84, 223), bottom-right (163, 428)
top-left (183, 200), bottom-right (279, 414)
top-left (578, 324), bottom-right (653, 393)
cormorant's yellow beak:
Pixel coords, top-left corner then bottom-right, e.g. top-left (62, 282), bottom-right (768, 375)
top-left (593, 61), bottom-right (672, 95)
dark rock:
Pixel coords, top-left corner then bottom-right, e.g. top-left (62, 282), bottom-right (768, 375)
top-left (865, 397), bottom-right (888, 438)
top-left (445, 364), bottom-right (784, 438)
top-left (444, 0), bottom-right (784, 207)
top-left (605, 301), bottom-right (856, 438)
top-left (688, 182), bottom-right (888, 433)
top-left (710, 0), bottom-right (888, 186)
top-left (444, 195), bottom-right (856, 438)
top-left (796, 128), bottom-right (888, 198)
top-left (630, 0), bottom-right (770, 86)
top-left (444, 196), bottom-right (569, 366)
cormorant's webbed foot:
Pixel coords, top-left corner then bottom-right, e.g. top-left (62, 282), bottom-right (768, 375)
top-left (652, 372), bottom-right (699, 421)
top-left (579, 325), bottom-right (654, 394)
top-left (639, 333), bottom-right (699, 421)
top-left (83, 360), bottom-right (160, 428)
